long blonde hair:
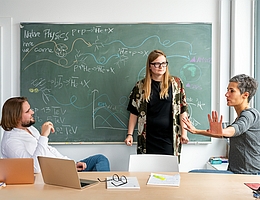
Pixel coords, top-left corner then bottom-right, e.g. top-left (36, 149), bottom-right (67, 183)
top-left (143, 50), bottom-right (172, 102)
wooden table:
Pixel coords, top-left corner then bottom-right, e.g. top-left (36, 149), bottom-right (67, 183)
top-left (0, 172), bottom-right (258, 199)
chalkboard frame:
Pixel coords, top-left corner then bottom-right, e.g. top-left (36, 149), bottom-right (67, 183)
top-left (20, 22), bottom-right (212, 144)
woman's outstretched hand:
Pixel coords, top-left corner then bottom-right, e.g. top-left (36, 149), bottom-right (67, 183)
top-left (182, 111), bottom-right (224, 138)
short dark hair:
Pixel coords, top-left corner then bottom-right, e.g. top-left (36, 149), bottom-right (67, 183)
top-left (229, 74), bottom-right (258, 102)
top-left (0, 97), bottom-right (28, 131)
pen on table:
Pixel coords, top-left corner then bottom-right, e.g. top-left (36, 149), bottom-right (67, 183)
top-left (0, 182), bottom-right (6, 188)
top-left (153, 174), bottom-right (166, 181)
top-left (253, 191), bottom-right (260, 199)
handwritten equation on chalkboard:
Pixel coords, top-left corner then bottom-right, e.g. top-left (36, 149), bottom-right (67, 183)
top-left (20, 23), bottom-right (212, 143)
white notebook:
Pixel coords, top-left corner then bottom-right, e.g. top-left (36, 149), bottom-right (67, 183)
top-left (147, 173), bottom-right (180, 187)
top-left (106, 176), bottom-right (140, 190)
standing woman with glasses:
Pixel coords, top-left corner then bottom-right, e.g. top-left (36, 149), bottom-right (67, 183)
top-left (124, 50), bottom-right (189, 158)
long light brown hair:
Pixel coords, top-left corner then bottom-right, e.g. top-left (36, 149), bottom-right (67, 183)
top-left (143, 50), bottom-right (172, 102)
top-left (0, 97), bottom-right (28, 131)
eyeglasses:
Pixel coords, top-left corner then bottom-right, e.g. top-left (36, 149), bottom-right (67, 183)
top-left (150, 62), bottom-right (168, 68)
top-left (98, 174), bottom-right (128, 187)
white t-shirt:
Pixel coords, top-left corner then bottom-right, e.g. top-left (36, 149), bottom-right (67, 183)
top-left (1, 126), bottom-right (69, 173)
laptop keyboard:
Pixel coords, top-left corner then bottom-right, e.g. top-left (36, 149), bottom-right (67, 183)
top-left (80, 182), bottom-right (90, 187)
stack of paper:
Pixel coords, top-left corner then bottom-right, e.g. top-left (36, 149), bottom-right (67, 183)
top-left (106, 177), bottom-right (140, 190)
top-left (147, 173), bottom-right (180, 187)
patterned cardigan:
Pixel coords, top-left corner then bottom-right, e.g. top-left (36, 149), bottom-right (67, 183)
top-left (129, 76), bottom-right (189, 156)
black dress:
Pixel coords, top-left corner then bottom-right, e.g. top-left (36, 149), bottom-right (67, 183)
top-left (146, 80), bottom-right (173, 155)
top-left (127, 79), bottom-right (173, 155)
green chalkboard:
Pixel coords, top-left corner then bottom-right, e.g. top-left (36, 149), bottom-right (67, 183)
top-left (20, 23), bottom-right (212, 143)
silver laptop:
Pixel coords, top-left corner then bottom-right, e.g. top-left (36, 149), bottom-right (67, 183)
top-left (38, 156), bottom-right (99, 189)
top-left (0, 158), bottom-right (35, 184)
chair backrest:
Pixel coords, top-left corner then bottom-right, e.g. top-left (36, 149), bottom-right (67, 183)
top-left (128, 154), bottom-right (179, 172)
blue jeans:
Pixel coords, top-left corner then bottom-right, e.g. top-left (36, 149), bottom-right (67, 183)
top-left (79, 154), bottom-right (110, 171)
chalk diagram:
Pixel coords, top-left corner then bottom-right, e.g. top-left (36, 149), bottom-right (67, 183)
top-left (21, 24), bottom-right (211, 140)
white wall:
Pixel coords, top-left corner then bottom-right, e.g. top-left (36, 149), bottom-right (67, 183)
top-left (0, 0), bottom-right (254, 171)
